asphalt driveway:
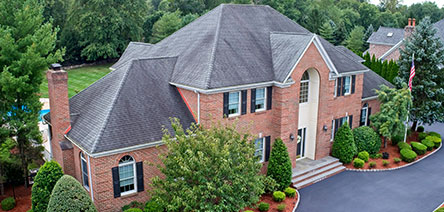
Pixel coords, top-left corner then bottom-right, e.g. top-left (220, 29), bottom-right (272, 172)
top-left (297, 123), bottom-right (444, 212)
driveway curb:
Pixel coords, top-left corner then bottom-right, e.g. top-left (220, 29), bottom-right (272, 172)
top-left (292, 189), bottom-right (301, 212)
top-left (432, 201), bottom-right (444, 212)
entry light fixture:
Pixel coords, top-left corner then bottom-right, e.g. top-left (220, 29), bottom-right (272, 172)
top-left (289, 133), bottom-right (295, 141)
top-left (323, 125), bottom-right (328, 131)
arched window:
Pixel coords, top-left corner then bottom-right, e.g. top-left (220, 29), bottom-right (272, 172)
top-left (80, 152), bottom-right (89, 189)
top-left (119, 155), bottom-right (136, 194)
top-left (360, 103), bottom-right (369, 126)
top-left (299, 71), bottom-right (310, 103)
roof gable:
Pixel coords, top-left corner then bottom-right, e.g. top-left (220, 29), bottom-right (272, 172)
top-left (367, 26), bottom-right (404, 45)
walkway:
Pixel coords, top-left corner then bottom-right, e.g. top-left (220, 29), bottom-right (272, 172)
top-left (297, 123), bottom-right (444, 212)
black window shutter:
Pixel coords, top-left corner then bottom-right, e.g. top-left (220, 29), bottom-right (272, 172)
top-left (351, 75), bottom-right (356, 94)
top-left (334, 118), bottom-right (339, 134)
top-left (223, 92), bottom-right (229, 118)
top-left (136, 162), bottom-right (144, 192)
top-left (112, 167), bottom-right (120, 198)
top-left (366, 107), bottom-right (372, 126)
top-left (341, 77), bottom-right (346, 95)
top-left (265, 136), bottom-right (271, 162)
top-left (251, 89), bottom-right (256, 113)
top-left (360, 109), bottom-right (365, 126)
top-left (241, 90), bottom-right (247, 115)
top-left (267, 86), bottom-right (272, 110)
top-left (336, 78), bottom-right (342, 97)
top-left (349, 115), bottom-right (353, 129)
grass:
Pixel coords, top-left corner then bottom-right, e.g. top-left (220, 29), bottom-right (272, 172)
top-left (40, 64), bottom-right (112, 98)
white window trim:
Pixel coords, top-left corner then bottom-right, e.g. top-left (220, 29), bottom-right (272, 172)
top-left (331, 119), bottom-right (335, 141)
top-left (80, 153), bottom-right (89, 191)
top-left (299, 78), bottom-right (310, 104)
top-left (255, 137), bottom-right (265, 163)
top-left (344, 76), bottom-right (351, 95)
top-left (118, 158), bottom-right (137, 196)
top-left (255, 87), bottom-right (267, 112)
top-left (228, 91), bottom-right (241, 117)
top-left (361, 105), bottom-right (368, 126)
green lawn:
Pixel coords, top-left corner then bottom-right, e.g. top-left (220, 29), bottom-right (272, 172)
top-left (40, 64), bottom-right (112, 98)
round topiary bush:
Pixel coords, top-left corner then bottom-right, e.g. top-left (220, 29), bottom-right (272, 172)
top-left (145, 200), bottom-right (163, 212)
top-left (31, 160), bottom-right (64, 212)
top-left (369, 161), bottom-right (376, 168)
top-left (425, 136), bottom-right (442, 148)
top-left (277, 204), bottom-right (286, 212)
top-left (353, 126), bottom-right (381, 154)
top-left (421, 139), bottom-right (435, 151)
top-left (400, 148), bottom-right (417, 163)
top-left (284, 187), bottom-right (296, 197)
top-left (428, 132), bottom-right (442, 139)
top-left (411, 142), bottom-right (427, 155)
top-left (47, 175), bottom-right (97, 212)
top-left (1, 197), bottom-right (15, 211)
top-left (353, 158), bottom-right (364, 168)
top-left (332, 123), bottom-right (357, 164)
top-left (272, 191), bottom-right (286, 202)
top-left (417, 126), bottom-right (425, 132)
top-left (124, 209), bottom-right (143, 212)
top-left (258, 202), bottom-right (269, 212)
top-left (267, 138), bottom-right (292, 190)
top-left (398, 142), bottom-right (412, 151)
top-left (418, 132), bottom-right (428, 141)
top-left (357, 151), bottom-right (369, 162)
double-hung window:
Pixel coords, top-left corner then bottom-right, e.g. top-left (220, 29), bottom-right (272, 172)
top-left (343, 76), bottom-right (351, 95)
top-left (228, 91), bottom-right (241, 117)
top-left (254, 137), bottom-right (265, 162)
top-left (80, 152), bottom-right (89, 189)
top-left (360, 103), bottom-right (368, 126)
top-left (336, 75), bottom-right (355, 97)
top-left (119, 155), bottom-right (136, 195)
top-left (255, 88), bottom-right (266, 111)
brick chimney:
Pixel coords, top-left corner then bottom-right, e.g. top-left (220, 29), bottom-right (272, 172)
top-left (405, 18), bottom-right (415, 38)
top-left (46, 64), bottom-right (74, 175)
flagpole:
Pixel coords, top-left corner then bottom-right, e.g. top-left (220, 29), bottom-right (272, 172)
top-left (404, 53), bottom-right (414, 143)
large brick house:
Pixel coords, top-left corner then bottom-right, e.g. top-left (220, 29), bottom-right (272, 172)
top-left (44, 4), bottom-right (392, 211)
top-left (367, 17), bottom-right (444, 61)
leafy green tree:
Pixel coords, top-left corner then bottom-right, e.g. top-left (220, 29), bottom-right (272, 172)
top-left (345, 26), bottom-right (365, 54)
top-left (341, 8), bottom-right (360, 33)
top-left (47, 175), bottom-right (97, 212)
top-left (331, 123), bottom-right (357, 164)
top-left (150, 119), bottom-right (264, 211)
top-left (407, 2), bottom-right (444, 23)
top-left (0, 0), bottom-right (63, 187)
top-left (39, 0), bottom-right (69, 29)
top-left (370, 85), bottom-right (412, 148)
top-left (266, 138), bottom-right (292, 191)
top-left (319, 21), bottom-right (335, 43)
top-left (169, 0), bottom-right (205, 15)
top-left (181, 13), bottom-right (199, 27)
top-left (31, 161), bottom-right (64, 212)
top-left (333, 21), bottom-right (348, 45)
top-left (358, 3), bottom-right (379, 29)
top-left (379, 0), bottom-right (400, 13)
top-left (397, 17), bottom-right (444, 130)
top-left (363, 24), bottom-right (374, 49)
top-left (150, 11), bottom-right (183, 43)
top-left (260, 0), bottom-right (302, 21)
top-left (305, 6), bottom-right (324, 34)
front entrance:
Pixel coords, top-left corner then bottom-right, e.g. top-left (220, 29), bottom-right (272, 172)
top-left (297, 128), bottom-right (307, 159)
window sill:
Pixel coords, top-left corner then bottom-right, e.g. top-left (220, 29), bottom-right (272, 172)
top-left (83, 185), bottom-right (90, 192)
top-left (120, 191), bottom-right (138, 199)
top-left (254, 110), bottom-right (267, 115)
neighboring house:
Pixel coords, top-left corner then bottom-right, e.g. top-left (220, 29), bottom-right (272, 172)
top-left (43, 4), bottom-right (392, 212)
top-left (367, 17), bottom-right (444, 61)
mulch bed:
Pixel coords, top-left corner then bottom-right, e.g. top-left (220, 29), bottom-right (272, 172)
top-left (345, 132), bottom-right (439, 170)
top-left (243, 192), bottom-right (298, 212)
top-left (0, 184), bottom-right (31, 212)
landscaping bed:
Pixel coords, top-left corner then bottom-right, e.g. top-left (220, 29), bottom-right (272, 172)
top-left (243, 190), bottom-right (298, 212)
top-left (0, 184), bottom-right (31, 212)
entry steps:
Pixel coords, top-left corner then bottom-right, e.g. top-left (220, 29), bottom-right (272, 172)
top-left (292, 156), bottom-right (345, 189)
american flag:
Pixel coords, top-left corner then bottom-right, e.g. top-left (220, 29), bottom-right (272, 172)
top-left (408, 55), bottom-right (415, 91)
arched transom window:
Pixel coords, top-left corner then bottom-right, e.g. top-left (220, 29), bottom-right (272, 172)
top-left (119, 155), bottom-right (136, 194)
top-left (299, 71), bottom-right (310, 103)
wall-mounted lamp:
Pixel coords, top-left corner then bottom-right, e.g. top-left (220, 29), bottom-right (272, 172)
top-left (289, 133), bottom-right (295, 141)
top-left (323, 125), bottom-right (328, 131)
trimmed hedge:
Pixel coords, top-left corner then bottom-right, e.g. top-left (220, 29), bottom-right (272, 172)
top-left (398, 142), bottom-right (412, 151)
top-left (124, 209), bottom-right (142, 212)
top-left (284, 187), bottom-right (296, 197)
top-left (272, 191), bottom-right (286, 202)
top-left (332, 123), bottom-right (357, 164)
top-left (145, 200), bottom-right (163, 212)
top-left (31, 161), bottom-right (64, 212)
top-left (353, 126), bottom-right (381, 154)
top-left (47, 175), bottom-right (97, 212)
top-left (429, 132), bottom-right (442, 139)
top-left (411, 142), bottom-right (427, 155)
top-left (267, 138), bottom-right (292, 190)
top-left (357, 151), bottom-right (369, 162)
top-left (425, 136), bottom-right (442, 148)
top-left (1, 197), bottom-right (15, 211)
top-left (419, 132), bottom-right (428, 141)
top-left (400, 149), bottom-right (417, 163)
top-left (258, 202), bottom-right (269, 212)
top-left (421, 139), bottom-right (435, 151)
top-left (353, 158), bottom-right (365, 168)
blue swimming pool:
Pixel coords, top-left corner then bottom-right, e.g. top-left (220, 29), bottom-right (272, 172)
top-left (40, 109), bottom-right (50, 121)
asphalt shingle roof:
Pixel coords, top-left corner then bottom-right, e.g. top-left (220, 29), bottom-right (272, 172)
top-left (433, 18), bottom-right (444, 42)
top-left (367, 27), bottom-right (405, 45)
top-left (362, 70), bottom-right (394, 98)
top-left (335, 46), bottom-right (365, 63)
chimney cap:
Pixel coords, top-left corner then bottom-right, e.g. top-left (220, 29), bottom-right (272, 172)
top-left (50, 63), bottom-right (62, 71)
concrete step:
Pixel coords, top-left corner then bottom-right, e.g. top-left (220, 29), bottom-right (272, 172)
top-left (291, 162), bottom-right (342, 184)
top-left (292, 157), bottom-right (339, 179)
top-left (293, 166), bottom-right (346, 189)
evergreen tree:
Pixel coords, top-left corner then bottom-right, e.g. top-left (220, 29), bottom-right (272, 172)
top-left (396, 16), bottom-right (444, 130)
top-left (150, 11), bottom-right (183, 43)
top-left (345, 26), bottom-right (365, 54)
top-left (266, 138), bottom-right (292, 191)
top-left (331, 123), bottom-right (357, 164)
top-left (363, 24), bottom-right (374, 49)
top-left (0, 0), bottom-right (63, 187)
top-left (31, 161), bottom-right (64, 212)
top-left (333, 21), bottom-right (348, 45)
top-left (319, 21), bottom-right (335, 43)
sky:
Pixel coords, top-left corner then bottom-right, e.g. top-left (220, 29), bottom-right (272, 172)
top-left (369, 0), bottom-right (443, 7)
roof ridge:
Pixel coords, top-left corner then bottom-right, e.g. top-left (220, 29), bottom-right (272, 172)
top-left (205, 4), bottom-right (224, 89)
top-left (90, 61), bottom-right (136, 153)
top-left (270, 31), bottom-right (312, 36)
top-left (129, 41), bottom-right (153, 46)
top-left (329, 41), bottom-right (368, 71)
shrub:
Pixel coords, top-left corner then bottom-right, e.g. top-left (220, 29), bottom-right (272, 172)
top-left (145, 200), bottom-right (163, 212)
top-left (419, 132), bottom-right (428, 141)
top-left (391, 134), bottom-right (403, 146)
top-left (393, 157), bottom-right (401, 163)
top-left (434, 208), bottom-right (444, 212)
top-left (277, 204), bottom-right (286, 212)
top-left (417, 126), bottom-right (425, 132)
top-left (122, 201), bottom-right (144, 211)
top-left (31, 160), bottom-right (64, 212)
top-left (369, 161), bottom-right (376, 168)
top-left (272, 191), bottom-right (286, 202)
top-left (124, 209), bottom-right (143, 212)
top-left (353, 126), bottom-right (381, 154)
top-left (382, 160), bottom-right (389, 166)
top-left (425, 136), bottom-right (442, 148)
top-left (400, 149), bottom-right (417, 163)
top-left (258, 202), bottom-right (270, 212)
top-left (284, 187), bottom-right (296, 197)
top-left (382, 152), bottom-right (389, 159)
top-left (353, 158), bottom-right (365, 168)
top-left (332, 123), bottom-right (357, 164)
top-left (397, 142), bottom-right (412, 151)
top-left (411, 142), bottom-right (427, 155)
top-left (263, 175), bottom-right (278, 194)
top-left (1, 197), bottom-right (15, 211)
top-left (421, 139), bottom-right (435, 151)
top-left (267, 138), bottom-right (292, 190)
top-left (428, 132), bottom-right (442, 139)
top-left (357, 151), bottom-right (369, 162)
top-left (47, 175), bottom-right (97, 212)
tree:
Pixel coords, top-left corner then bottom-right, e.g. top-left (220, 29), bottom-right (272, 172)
top-left (379, 0), bottom-right (400, 13)
top-left (0, 0), bottom-right (63, 188)
top-left (266, 138), bottom-right (292, 191)
top-left (370, 85), bottom-right (412, 148)
top-left (31, 161), bottom-right (64, 212)
top-left (363, 24), bottom-right (374, 49)
top-left (150, 119), bottom-right (264, 211)
top-left (331, 123), bottom-right (357, 164)
top-left (345, 26), bottom-right (365, 54)
top-left (396, 17), bottom-right (444, 130)
top-left (319, 21), bottom-right (335, 43)
top-left (47, 175), bottom-right (97, 212)
top-left (353, 126), bottom-right (381, 154)
top-left (39, 0), bottom-right (69, 29)
top-left (150, 11), bottom-right (183, 43)
top-left (407, 2), bottom-right (444, 23)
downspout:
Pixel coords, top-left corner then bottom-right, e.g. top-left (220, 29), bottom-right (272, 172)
top-left (87, 155), bottom-right (94, 202)
top-left (197, 92), bottom-right (200, 124)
